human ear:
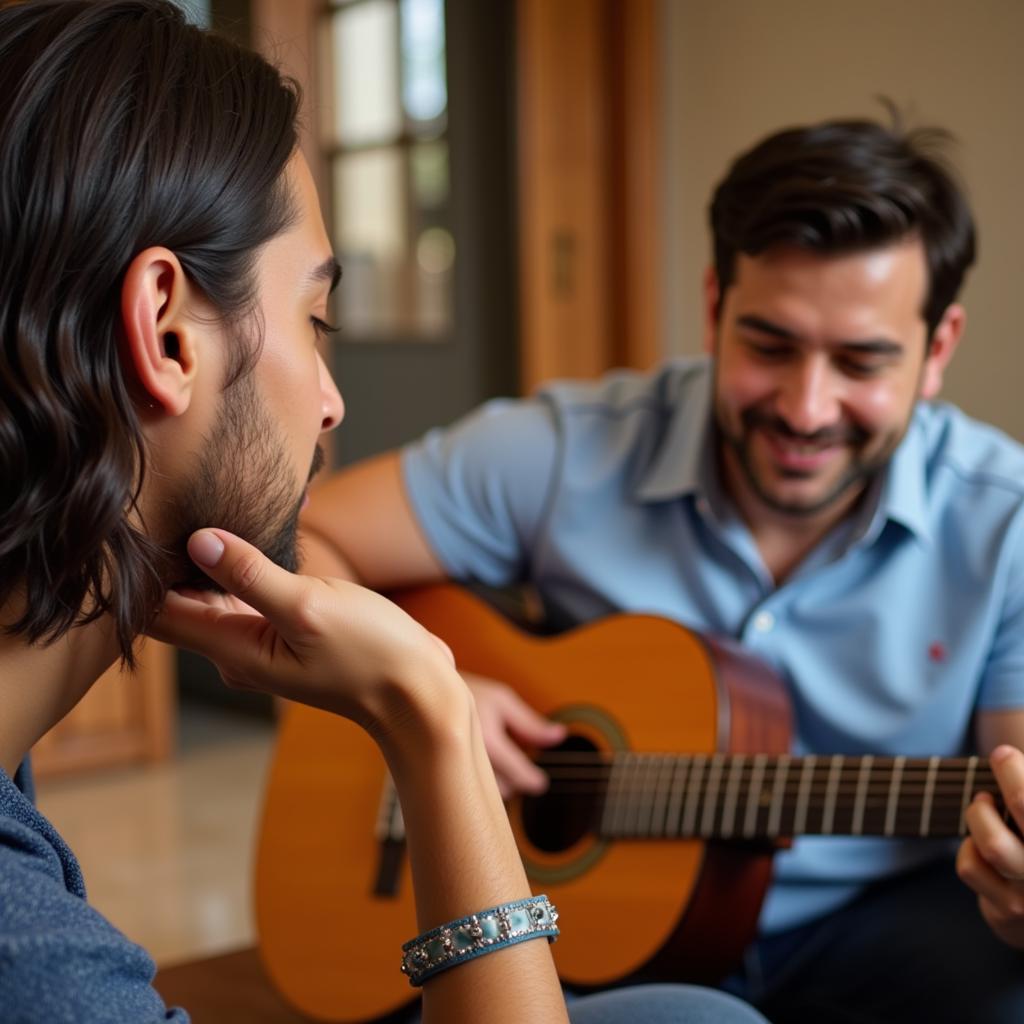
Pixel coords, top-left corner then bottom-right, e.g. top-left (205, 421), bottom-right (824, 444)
top-left (120, 247), bottom-right (200, 416)
top-left (920, 303), bottom-right (965, 400)
top-left (702, 267), bottom-right (720, 355)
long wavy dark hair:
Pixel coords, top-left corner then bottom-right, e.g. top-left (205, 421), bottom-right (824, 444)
top-left (710, 110), bottom-right (976, 338)
top-left (0, 0), bottom-right (300, 663)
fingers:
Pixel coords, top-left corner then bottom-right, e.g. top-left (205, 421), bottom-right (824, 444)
top-left (958, 834), bottom-right (1017, 902)
top-left (173, 587), bottom-right (260, 616)
top-left (963, 770), bottom-right (1024, 883)
top-left (958, 837), bottom-right (1024, 941)
top-left (502, 690), bottom-right (568, 749)
top-left (468, 678), bottom-right (566, 798)
top-left (958, 749), bottom-right (1024, 948)
top-left (990, 745), bottom-right (1024, 837)
top-left (148, 590), bottom-right (272, 674)
top-left (183, 529), bottom-right (311, 633)
top-left (487, 730), bottom-right (550, 798)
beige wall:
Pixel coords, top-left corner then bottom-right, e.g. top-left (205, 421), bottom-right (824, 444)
top-left (661, 0), bottom-right (1024, 439)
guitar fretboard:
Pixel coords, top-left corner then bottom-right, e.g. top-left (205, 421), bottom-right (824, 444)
top-left (538, 753), bottom-right (1003, 840)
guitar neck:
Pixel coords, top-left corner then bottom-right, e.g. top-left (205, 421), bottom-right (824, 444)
top-left (540, 752), bottom-right (1003, 840)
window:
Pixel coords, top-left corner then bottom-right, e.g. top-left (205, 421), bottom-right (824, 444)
top-left (322, 0), bottom-right (454, 340)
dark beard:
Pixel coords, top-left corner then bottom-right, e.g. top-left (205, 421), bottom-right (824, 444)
top-left (166, 377), bottom-right (325, 592)
top-left (718, 407), bottom-right (882, 518)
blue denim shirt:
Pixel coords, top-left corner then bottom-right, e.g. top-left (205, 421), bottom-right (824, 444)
top-left (402, 357), bottom-right (1024, 933)
top-left (0, 761), bottom-right (188, 1022)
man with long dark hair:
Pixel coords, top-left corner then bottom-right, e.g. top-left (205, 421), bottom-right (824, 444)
top-left (301, 115), bottom-right (1024, 1021)
top-left (0, 2), bottom-right (772, 1022)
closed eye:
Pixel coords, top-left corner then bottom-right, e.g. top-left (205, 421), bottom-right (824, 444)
top-left (744, 339), bottom-right (795, 360)
top-left (311, 316), bottom-right (340, 341)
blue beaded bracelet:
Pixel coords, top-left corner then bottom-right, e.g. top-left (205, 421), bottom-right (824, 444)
top-left (400, 894), bottom-right (560, 987)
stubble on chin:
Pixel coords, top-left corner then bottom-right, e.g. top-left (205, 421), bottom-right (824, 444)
top-left (716, 414), bottom-right (895, 520)
top-left (163, 388), bottom-right (319, 593)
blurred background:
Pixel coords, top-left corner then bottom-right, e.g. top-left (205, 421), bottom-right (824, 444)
top-left (34, 0), bottom-right (1024, 972)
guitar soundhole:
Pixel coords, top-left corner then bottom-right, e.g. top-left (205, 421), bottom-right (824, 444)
top-left (521, 734), bottom-right (601, 852)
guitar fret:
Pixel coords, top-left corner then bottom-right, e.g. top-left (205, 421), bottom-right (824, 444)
top-left (919, 756), bottom-right (940, 837)
top-left (793, 755), bottom-right (816, 835)
top-left (622, 754), bottom-right (645, 836)
top-left (851, 756), bottom-right (873, 836)
top-left (959, 755), bottom-right (979, 836)
top-left (766, 754), bottom-right (791, 838)
top-left (821, 755), bottom-right (844, 834)
top-left (648, 756), bottom-right (675, 838)
top-left (883, 756), bottom-right (905, 837)
top-left (636, 755), bottom-right (662, 836)
top-left (664, 757), bottom-right (690, 837)
top-left (700, 755), bottom-right (725, 837)
top-left (600, 755), bottom-right (626, 837)
top-left (594, 751), bottom-right (1000, 843)
top-left (681, 755), bottom-right (707, 837)
top-left (720, 754), bottom-right (745, 838)
top-left (743, 754), bottom-right (768, 839)
top-left (620, 754), bottom-right (640, 836)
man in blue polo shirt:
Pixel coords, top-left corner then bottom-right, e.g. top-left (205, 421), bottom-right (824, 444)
top-left (301, 115), bottom-right (1024, 1022)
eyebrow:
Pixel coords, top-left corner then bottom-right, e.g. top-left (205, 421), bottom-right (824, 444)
top-left (306, 256), bottom-right (342, 296)
top-left (736, 314), bottom-right (904, 355)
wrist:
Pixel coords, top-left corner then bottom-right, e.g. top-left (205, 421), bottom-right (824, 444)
top-left (369, 654), bottom-right (476, 766)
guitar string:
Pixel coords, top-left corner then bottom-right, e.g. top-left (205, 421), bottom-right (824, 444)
top-left (532, 756), bottom-right (995, 785)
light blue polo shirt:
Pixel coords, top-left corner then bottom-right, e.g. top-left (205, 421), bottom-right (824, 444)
top-left (401, 358), bottom-right (1024, 933)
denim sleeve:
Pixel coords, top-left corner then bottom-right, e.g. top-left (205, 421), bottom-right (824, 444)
top-left (400, 397), bottom-right (560, 586)
top-left (0, 815), bottom-right (189, 1023)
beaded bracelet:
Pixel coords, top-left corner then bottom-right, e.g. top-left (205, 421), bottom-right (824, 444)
top-left (400, 894), bottom-right (560, 987)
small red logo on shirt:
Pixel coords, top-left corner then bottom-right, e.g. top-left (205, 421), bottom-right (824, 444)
top-left (928, 642), bottom-right (947, 663)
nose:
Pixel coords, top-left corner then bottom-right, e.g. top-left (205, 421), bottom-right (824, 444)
top-left (775, 355), bottom-right (840, 435)
top-left (317, 351), bottom-right (344, 432)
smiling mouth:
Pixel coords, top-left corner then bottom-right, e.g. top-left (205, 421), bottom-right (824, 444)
top-left (759, 428), bottom-right (847, 474)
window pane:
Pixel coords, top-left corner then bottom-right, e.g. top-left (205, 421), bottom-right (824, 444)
top-left (333, 148), bottom-right (406, 335)
top-left (331, 0), bottom-right (402, 146)
top-left (333, 145), bottom-right (454, 339)
top-left (410, 140), bottom-right (449, 209)
top-left (324, 1), bottom-right (453, 341)
top-left (401, 0), bottom-right (447, 132)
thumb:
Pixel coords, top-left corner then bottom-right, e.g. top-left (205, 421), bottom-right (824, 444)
top-left (183, 528), bottom-right (307, 633)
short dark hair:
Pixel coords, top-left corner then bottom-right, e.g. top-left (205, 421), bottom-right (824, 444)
top-left (709, 111), bottom-right (976, 337)
top-left (0, 0), bottom-right (300, 662)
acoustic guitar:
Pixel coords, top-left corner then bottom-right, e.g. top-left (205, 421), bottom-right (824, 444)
top-left (255, 584), bottom-right (1004, 1023)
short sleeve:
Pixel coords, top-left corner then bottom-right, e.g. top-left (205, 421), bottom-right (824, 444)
top-left (977, 510), bottom-right (1024, 710)
top-left (400, 397), bottom-right (560, 586)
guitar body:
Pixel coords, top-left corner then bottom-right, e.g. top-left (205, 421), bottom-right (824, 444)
top-left (255, 584), bottom-right (791, 1023)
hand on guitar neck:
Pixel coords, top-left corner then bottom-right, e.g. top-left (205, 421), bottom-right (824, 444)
top-left (958, 744), bottom-right (1024, 951)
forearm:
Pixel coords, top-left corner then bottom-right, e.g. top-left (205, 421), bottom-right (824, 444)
top-left (153, 530), bottom-right (562, 1019)
top-left (380, 681), bottom-right (568, 1023)
top-left (299, 524), bottom-right (361, 581)
top-left (301, 452), bottom-right (447, 590)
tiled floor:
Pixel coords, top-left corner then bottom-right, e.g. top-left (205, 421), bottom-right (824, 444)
top-left (36, 702), bottom-right (276, 968)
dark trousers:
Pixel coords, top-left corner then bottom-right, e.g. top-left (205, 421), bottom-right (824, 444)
top-left (724, 858), bottom-right (1024, 1024)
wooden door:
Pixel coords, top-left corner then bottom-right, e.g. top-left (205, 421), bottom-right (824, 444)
top-left (517, 0), bottom-right (662, 390)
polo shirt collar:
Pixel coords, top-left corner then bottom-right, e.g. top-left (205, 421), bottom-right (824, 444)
top-left (634, 362), bottom-right (714, 502)
top-left (872, 407), bottom-right (932, 543)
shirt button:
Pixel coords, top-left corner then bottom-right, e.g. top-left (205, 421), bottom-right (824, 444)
top-left (753, 610), bottom-right (775, 633)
